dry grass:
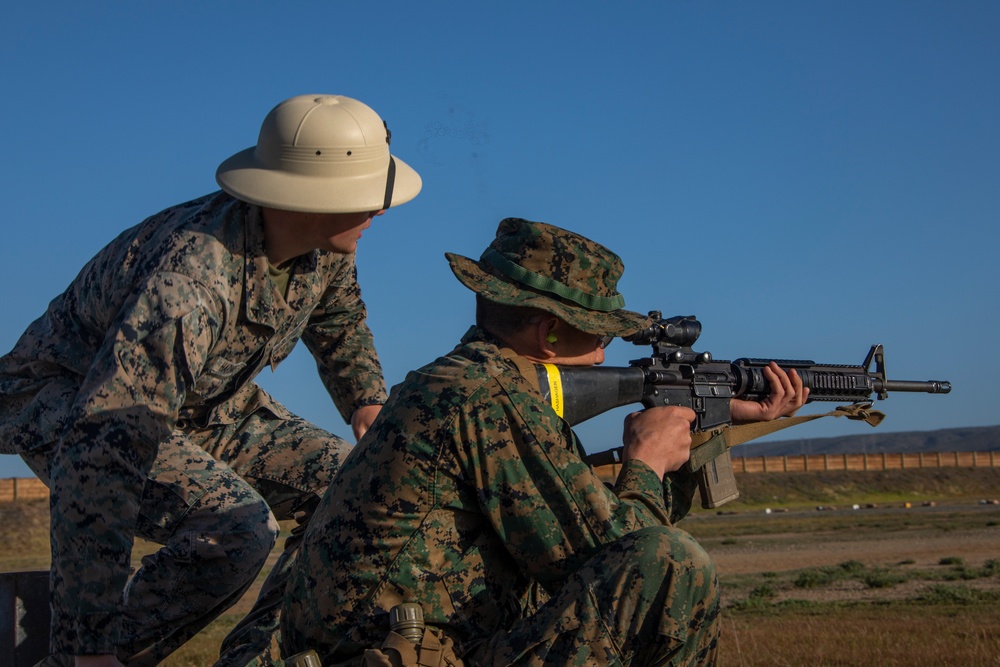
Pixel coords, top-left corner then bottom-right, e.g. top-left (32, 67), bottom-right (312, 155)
top-left (722, 604), bottom-right (1000, 667)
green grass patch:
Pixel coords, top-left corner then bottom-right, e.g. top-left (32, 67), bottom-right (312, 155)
top-left (727, 557), bottom-right (1000, 611)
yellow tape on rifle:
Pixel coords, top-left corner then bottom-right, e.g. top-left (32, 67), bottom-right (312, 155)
top-left (541, 363), bottom-right (564, 418)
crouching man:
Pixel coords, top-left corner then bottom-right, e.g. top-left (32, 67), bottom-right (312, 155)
top-left (280, 219), bottom-right (806, 666)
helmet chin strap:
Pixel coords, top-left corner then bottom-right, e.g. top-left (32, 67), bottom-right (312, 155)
top-left (382, 156), bottom-right (396, 211)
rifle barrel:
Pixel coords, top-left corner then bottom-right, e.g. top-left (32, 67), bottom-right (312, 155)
top-left (879, 379), bottom-right (952, 394)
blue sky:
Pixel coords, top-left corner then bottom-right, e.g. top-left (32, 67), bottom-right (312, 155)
top-left (2, 2), bottom-right (997, 478)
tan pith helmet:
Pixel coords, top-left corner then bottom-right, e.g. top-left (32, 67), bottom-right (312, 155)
top-left (216, 95), bottom-right (422, 213)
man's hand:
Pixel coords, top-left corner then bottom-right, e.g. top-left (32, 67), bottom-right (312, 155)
top-left (351, 404), bottom-right (382, 441)
top-left (621, 406), bottom-right (697, 479)
top-left (75, 656), bottom-right (125, 667)
top-left (730, 362), bottom-right (809, 423)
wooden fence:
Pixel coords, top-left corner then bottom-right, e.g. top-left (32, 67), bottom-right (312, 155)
top-left (733, 450), bottom-right (999, 474)
top-left (0, 477), bottom-right (48, 502)
top-left (591, 450), bottom-right (998, 482)
top-left (4, 451), bottom-right (999, 500)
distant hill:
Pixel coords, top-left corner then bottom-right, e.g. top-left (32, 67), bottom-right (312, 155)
top-left (732, 424), bottom-right (1000, 458)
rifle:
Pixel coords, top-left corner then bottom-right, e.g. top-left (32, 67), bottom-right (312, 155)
top-left (533, 313), bottom-right (952, 509)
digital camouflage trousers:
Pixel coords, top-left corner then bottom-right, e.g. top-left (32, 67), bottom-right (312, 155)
top-left (467, 526), bottom-right (721, 667)
top-left (294, 526), bottom-right (719, 667)
top-left (22, 408), bottom-right (350, 667)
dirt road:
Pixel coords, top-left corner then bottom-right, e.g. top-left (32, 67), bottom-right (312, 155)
top-left (711, 510), bottom-right (999, 573)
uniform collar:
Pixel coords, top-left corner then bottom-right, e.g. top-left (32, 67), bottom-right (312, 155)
top-left (243, 203), bottom-right (284, 329)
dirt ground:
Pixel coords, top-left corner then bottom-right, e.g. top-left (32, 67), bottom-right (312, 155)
top-left (712, 514), bottom-right (998, 573)
top-left (690, 502), bottom-right (1000, 605)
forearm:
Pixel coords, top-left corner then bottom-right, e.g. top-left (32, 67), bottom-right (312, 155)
top-left (304, 312), bottom-right (387, 421)
top-left (663, 469), bottom-right (699, 524)
top-left (612, 458), bottom-right (672, 526)
top-left (304, 260), bottom-right (389, 420)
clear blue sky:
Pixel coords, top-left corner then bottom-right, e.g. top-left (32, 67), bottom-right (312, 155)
top-left (2, 2), bottom-right (997, 478)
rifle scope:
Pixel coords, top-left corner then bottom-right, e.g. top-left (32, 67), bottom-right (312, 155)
top-left (623, 313), bottom-right (701, 348)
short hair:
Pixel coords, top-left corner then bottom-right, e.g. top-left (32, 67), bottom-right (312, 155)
top-left (475, 294), bottom-right (549, 340)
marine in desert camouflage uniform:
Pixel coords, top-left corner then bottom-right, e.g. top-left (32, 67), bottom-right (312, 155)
top-left (281, 219), bottom-right (807, 666)
top-left (0, 95), bottom-right (421, 667)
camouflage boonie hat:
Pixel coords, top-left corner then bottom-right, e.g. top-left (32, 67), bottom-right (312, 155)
top-left (446, 218), bottom-right (651, 337)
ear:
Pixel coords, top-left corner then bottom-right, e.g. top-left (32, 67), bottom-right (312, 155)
top-left (534, 317), bottom-right (558, 359)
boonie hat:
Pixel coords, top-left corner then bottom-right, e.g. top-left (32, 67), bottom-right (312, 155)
top-left (216, 94), bottom-right (421, 213)
top-left (447, 218), bottom-right (651, 337)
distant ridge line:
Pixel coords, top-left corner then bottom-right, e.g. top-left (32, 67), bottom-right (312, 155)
top-left (734, 424), bottom-right (1000, 458)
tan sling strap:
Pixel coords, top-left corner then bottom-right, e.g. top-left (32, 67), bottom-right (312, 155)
top-left (687, 402), bottom-right (885, 471)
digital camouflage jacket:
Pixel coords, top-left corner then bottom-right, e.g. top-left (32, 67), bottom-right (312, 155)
top-left (282, 326), bottom-right (695, 662)
top-left (0, 191), bottom-right (386, 652)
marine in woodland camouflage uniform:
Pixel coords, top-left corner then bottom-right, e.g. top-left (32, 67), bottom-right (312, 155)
top-left (0, 95), bottom-right (421, 667)
top-left (283, 219), bottom-right (730, 666)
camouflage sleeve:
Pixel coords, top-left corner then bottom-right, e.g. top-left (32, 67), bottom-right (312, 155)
top-left (613, 459), bottom-right (673, 524)
top-left (47, 272), bottom-right (222, 655)
top-left (300, 257), bottom-right (387, 423)
top-left (664, 469), bottom-right (700, 524)
top-left (458, 383), bottom-right (672, 592)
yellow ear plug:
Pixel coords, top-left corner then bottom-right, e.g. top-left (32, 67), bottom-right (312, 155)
top-left (546, 333), bottom-right (558, 344)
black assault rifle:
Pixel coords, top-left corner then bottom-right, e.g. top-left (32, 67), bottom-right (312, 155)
top-left (533, 313), bottom-right (952, 509)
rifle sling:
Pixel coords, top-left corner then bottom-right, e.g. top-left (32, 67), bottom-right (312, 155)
top-left (687, 402), bottom-right (886, 472)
